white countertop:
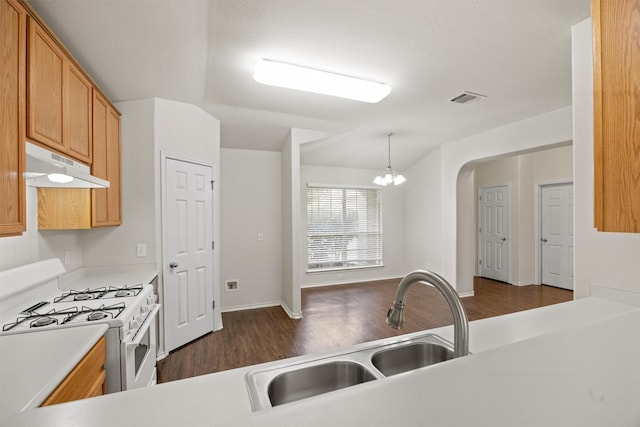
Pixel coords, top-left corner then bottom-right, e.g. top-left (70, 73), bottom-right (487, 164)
top-left (58, 264), bottom-right (158, 290)
top-left (0, 324), bottom-right (108, 422)
top-left (3, 296), bottom-right (638, 426)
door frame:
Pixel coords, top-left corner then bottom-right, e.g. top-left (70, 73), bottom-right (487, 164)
top-left (160, 151), bottom-right (218, 355)
top-left (535, 180), bottom-right (573, 285)
top-left (477, 184), bottom-right (511, 282)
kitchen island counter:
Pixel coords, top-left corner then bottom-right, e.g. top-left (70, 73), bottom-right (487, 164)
top-left (3, 296), bottom-right (639, 426)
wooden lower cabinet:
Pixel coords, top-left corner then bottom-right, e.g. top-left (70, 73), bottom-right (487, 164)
top-left (41, 336), bottom-right (106, 406)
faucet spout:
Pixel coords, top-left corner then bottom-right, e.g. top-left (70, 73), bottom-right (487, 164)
top-left (387, 270), bottom-right (469, 358)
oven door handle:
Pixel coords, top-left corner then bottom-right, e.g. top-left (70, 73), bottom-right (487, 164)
top-left (124, 304), bottom-right (160, 350)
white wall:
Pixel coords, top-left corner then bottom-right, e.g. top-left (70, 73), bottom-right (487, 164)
top-left (220, 149), bottom-right (282, 310)
top-left (280, 131), bottom-right (301, 317)
top-left (80, 98), bottom-right (156, 267)
top-left (80, 98), bottom-right (222, 350)
top-left (300, 165), bottom-right (405, 287)
top-left (475, 145), bottom-right (573, 285)
top-left (0, 187), bottom-right (83, 272)
top-left (440, 106), bottom-right (574, 294)
top-left (81, 98), bottom-right (220, 271)
top-left (572, 19), bottom-right (640, 298)
top-left (401, 149), bottom-right (442, 273)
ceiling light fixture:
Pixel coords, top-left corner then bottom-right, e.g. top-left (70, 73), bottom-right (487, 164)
top-left (253, 59), bottom-right (391, 103)
top-left (373, 133), bottom-right (406, 186)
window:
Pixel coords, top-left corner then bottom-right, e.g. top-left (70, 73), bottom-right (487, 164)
top-left (306, 185), bottom-right (382, 272)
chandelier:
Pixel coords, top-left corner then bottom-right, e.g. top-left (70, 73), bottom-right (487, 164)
top-left (373, 133), bottom-right (406, 186)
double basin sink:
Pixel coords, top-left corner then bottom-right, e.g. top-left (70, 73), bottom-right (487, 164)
top-left (246, 333), bottom-right (456, 411)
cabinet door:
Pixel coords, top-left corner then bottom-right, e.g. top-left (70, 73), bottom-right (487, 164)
top-left (593, 0), bottom-right (640, 233)
top-left (27, 16), bottom-right (64, 151)
top-left (91, 91), bottom-right (121, 227)
top-left (0, 0), bottom-right (26, 236)
top-left (106, 108), bottom-right (122, 225)
top-left (91, 91), bottom-right (109, 225)
top-left (42, 336), bottom-right (106, 405)
top-left (64, 63), bottom-right (92, 164)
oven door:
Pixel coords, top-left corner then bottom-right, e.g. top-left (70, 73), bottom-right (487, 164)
top-left (121, 304), bottom-right (160, 391)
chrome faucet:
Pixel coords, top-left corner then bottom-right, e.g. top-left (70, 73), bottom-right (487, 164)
top-left (387, 270), bottom-right (469, 358)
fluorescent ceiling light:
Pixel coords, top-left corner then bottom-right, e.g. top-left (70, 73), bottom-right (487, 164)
top-left (254, 59), bottom-right (391, 103)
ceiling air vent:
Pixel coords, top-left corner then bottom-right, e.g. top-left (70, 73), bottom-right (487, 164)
top-left (449, 91), bottom-right (487, 104)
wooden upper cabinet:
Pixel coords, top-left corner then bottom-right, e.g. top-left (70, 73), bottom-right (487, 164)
top-left (92, 90), bottom-right (121, 227)
top-left (0, 0), bottom-right (27, 237)
top-left (64, 63), bottom-right (92, 163)
top-left (27, 16), bottom-right (92, 165)
top-left (27, 16), bottom-right (64, 151)
top-left (592, 0), bottom-right (640, 233)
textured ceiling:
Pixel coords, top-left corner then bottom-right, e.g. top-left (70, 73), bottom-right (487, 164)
top-left (29, 0), bottom-right (589, 170)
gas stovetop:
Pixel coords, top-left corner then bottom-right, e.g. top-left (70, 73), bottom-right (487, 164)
top-left (3, 301), bottom-right (126, 333)
top-left (1, 281), bottom-right (154, 335)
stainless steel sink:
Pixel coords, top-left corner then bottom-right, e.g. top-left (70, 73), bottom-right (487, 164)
top-left (267, 361), bottom-right (376, 407)
top-left (371, 342), bottom-right (453, 377)
top-left (246, 333), bottom-right (460, 411)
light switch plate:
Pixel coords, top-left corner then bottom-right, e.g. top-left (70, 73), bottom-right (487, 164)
top-left (136, 243), bottom-right (147, 257)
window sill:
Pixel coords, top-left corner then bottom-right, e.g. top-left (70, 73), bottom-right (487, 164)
top-left (306, 265), bottom-right (385, 274)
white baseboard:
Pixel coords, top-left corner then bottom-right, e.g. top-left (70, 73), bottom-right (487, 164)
top-left (220, 301), bottom-right (303, 319)
top-left (220, 301), bottom-right (282, 313)
top-left (509, 281), bottom-right (532, 286)
top-left (280, 302), bottom-right (303, 319)
top-left (591, 285), bottom-right (640, 307)
top-left (459, 291), bottom-right (474, 298)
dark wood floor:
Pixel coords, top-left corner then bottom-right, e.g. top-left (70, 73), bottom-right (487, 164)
top-left (157, 277), bottom-right (572, 383)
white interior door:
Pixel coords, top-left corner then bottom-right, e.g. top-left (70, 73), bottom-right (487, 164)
top-left (541, 183), bottom-right (574, 290)
top-left (479, 185), bottom-right (509, 283)
top-left (163, 157), bottom-right (214, 352)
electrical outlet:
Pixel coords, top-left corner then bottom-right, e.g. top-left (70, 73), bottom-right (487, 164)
top-left (257, 232), bottom-right (264, 242)
top-left (64, 251), bottom-right (71, 265)
top-left (225, 280), bottom-right (239, 292)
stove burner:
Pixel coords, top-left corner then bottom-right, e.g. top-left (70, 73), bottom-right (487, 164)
top-left (108, 285), bottom-right (143, 298)
top-left (55, 288), bottom-right (107, 303)
top-left (87, 311), bottom-right (109, 321)
top-left (31, 316), bottom-right (57, 328)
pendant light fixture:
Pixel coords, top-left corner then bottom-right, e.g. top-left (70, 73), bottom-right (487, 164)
top-left (373, 133), bottom-right (406, 186)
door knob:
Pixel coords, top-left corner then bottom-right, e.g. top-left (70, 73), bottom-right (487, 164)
top-left (169, 262), bottom-right (178, 269)
top-left (541, 238), bottom-right (548, 243)
top-left (501, 237), bottom-right (506, 241)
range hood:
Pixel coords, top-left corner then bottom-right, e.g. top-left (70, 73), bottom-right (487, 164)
top-left (24, 142), bottom-right (109, 188)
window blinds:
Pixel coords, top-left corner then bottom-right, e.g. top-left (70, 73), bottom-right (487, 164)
top-left (306, 185), bottom-right (383, 271)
